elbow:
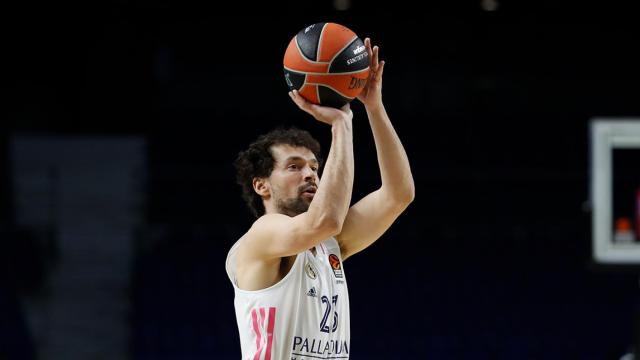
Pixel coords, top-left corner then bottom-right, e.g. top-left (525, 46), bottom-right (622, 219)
top-left (404, 184), bottom-right (416, 204)
top-left (398, 179), bottom-right (416, 203)
top-left (391, 184), bottom-right (415, 209)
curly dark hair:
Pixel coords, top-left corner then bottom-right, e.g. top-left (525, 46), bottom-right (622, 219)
top-left (234, 127), bottom-right (323, 218)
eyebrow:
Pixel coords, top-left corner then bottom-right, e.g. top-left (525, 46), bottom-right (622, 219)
top-left (284, 156), bottom-right (318, 165)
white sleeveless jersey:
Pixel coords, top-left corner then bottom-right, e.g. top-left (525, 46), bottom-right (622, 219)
top-left (225, 237), bottom-right (350, 360)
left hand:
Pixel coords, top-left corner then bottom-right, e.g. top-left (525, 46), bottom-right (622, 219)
top-left (356, 38), bottom-right (385, 109)
top-left (289, 90), bottom-right (353, 126)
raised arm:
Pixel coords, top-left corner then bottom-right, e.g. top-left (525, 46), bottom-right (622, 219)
top-left (336, 38), bottom-right (415, 260)
top-left (243, 92), bottom-right (355, 260)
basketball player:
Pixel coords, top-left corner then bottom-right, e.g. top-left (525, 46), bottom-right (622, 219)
top-left (226, 38), bottom-right (414, 359)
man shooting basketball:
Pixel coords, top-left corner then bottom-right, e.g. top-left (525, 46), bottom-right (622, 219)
top-left (226, 37), bottom-right (414, 359)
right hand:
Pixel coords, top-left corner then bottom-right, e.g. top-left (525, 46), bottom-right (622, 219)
top-left (289, 90), bottom-right (353, 126)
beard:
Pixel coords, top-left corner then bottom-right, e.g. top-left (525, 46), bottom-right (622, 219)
top-left (276, 196), bottom-right (310, 217)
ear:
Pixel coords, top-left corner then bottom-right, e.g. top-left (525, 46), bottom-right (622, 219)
top-left (252, 177), bottom-right (270, 198)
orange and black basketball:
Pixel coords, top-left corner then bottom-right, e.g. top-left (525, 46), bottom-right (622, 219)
top-left (283, 22), bottom-right (370, 108)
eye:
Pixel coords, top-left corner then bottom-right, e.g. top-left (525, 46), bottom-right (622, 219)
top-left (288, 164), bottom-right (298, 170)
top-left (311, 167), bottom-right (318, 172)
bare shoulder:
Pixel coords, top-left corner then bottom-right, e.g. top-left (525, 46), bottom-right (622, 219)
top-left (236, 213), bottom-right (289, 261)
top-left (235, 214), bottom-right (293, 290)
top-left (243, 214), bottom-right (290, 247)
top-left (250, 213), bottom-right (291, 232)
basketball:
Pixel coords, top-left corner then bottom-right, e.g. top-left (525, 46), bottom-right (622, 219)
top-left (283, 22), bottom-right (370, 108)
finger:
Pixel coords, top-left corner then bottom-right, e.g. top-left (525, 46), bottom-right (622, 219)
top-left (289, 90), bottom-right (303, 106)
top-left (365, 38), bottom-right (373, 65)
top-left (291, 89), bottom-right (308, 106)
top-left (289, 90), bottom-right (303, 107)
top-left (372, 46), bottom-right (379, 71)
top-left (376, 61), bottom-right (385, 81)
top-left (295, 91), bottom-right (326, 118)
top-left (291, 90), bottom-right (312, 111)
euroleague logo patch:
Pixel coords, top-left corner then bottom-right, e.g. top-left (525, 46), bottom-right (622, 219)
top-left (328, 254), bottom-right (343, 278)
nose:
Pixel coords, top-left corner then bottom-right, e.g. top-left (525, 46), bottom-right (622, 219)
top-left (302, 165), bottom-right (316, 181)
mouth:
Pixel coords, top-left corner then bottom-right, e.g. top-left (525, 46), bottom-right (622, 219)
top-left (300, 185), bottom-right (317, 198)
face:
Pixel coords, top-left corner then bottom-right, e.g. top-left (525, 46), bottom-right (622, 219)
top-left (259, 144), bottom-right (319, 216)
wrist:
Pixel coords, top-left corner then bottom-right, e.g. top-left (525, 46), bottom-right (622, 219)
top-left (331, 117), bottom-right (352, 133)
top-left (365, 101), bottom-right (384, 115)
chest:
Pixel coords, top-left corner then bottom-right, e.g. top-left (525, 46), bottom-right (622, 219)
top-left (302, 250), bottom-right (348, 297)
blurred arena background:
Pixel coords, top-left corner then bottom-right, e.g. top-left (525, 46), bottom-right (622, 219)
top-left (2, 1), bottom-right (640, 359)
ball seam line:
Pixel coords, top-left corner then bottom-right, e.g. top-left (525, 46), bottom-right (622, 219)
top-left (328, 35), bottom-right (359, 72)
top-left (283, 65), bottom-right (370, 76)
top-left (316, 23), bottom-right (328, 63)
top-left (294, 35), bottom-right (330, 65)
top-left (305, 83), bottom-right (355, 100)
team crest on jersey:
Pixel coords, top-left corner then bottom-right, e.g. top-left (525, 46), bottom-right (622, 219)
top-left (304, 262), bottom-right (317, 280)
top-left (328, 254), bottom-right (343, 278)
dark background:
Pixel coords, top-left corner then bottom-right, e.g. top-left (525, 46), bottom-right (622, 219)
top-left (3, 0), bottom-right (640, 359)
